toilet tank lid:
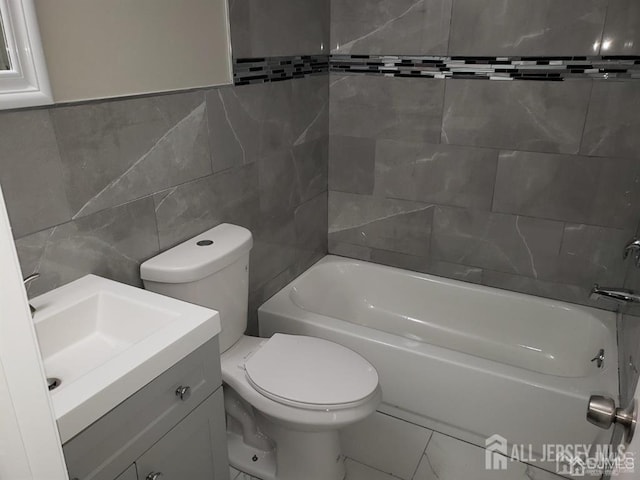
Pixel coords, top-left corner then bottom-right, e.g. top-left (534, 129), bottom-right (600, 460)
top-left (140, 224), bottom-right (253, 284)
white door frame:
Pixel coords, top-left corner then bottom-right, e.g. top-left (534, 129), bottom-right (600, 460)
top-left (0, 185), bottom-right (67, 479)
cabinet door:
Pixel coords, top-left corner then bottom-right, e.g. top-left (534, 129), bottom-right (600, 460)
top-left (136, 389), bottom-right (228, 480)
top-left (64, 339), bottom-right (221, 480)
top-left (114, 465), bottom-right (137, 480)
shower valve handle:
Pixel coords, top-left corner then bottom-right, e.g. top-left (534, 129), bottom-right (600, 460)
top-left (623, 238), bottom-right (640, 267)
top-left (586, 395), bottom-right (637, 443)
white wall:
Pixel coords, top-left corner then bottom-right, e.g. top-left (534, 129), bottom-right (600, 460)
top-left (0, 186), bottom-right (67, 480)
top-left (35, 0), bottom-right (232, 102)
top-left (0, 361), bottom-right (32, 479)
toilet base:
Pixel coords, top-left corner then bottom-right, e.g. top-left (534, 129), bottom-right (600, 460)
top-left (227, 417), bottom-right (346, 480)
top-left (227, 429), bottom-right (276, 480)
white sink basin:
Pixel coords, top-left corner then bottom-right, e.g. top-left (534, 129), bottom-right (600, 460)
top-left (31, 275), bottom-right (220, 443)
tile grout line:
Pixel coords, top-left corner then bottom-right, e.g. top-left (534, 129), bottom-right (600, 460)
top-left (597, 1), bottom-right (612, 57)
top-left (409, 430), bottom-right (435, 480)
top-left (336, 186), bottom-right (635, 233)
top-left (577, 79), bottom-right (596, 156)
top-left (489, 149), bottom-right (502, 214)
top-left (445, 0), bottom-right (456, 56)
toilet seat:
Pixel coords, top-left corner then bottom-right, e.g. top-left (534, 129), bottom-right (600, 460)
top-left (244, 334), bottom-right (379, 410)
top-left (222, 335), bottom-right (381, 429)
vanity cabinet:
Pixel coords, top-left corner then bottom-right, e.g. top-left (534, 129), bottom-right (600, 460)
top-left (63, 339), bottom-right (229, 480)
top-left (136, 391), bottom-right (226, 480)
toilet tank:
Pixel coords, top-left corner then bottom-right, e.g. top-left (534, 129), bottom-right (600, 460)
top-left (140, 223), bottom-right (252, 353)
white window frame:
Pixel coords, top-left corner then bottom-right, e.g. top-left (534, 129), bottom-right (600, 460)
top-left (0, 0), bottom-right (52, 109)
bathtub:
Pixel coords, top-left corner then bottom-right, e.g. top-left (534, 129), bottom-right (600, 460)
top-left (258, 256), bottom-right (618, 461)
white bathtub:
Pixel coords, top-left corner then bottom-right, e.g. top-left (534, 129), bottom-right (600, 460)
top-left (258, 256), bottom-right (618, 460)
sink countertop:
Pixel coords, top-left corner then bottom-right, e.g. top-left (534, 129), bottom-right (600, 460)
top-left (31, 275), bottom-right (220, 443)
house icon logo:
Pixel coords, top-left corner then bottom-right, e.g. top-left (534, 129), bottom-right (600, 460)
top-left (557, 452), bottom-right (586, 477)
top-left (485, 434), bottom-right (508, 470)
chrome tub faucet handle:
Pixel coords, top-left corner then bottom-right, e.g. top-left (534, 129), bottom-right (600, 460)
top-left (590, 284), bottom-right (640, 304)
top-left (590, 349), bottom-right (605, 368)
top-left (624, 238), bottom-right (640, 267)
top-left (23, 272), bottom-right (39, 315)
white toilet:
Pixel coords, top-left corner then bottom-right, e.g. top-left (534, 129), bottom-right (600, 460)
top-left (140, 223), bottom-right (381, 480)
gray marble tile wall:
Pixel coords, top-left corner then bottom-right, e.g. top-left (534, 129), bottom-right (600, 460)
top-left (330, 0), bottom-right (640, 56)
top-left (229, 0), bottom-right (329, 58)
top-left (0, 75), bottom-right (328, 335)
top-left (328, 73), bottom-right (640, 309)
top-left (328, 0), bottom-right (640, 309)
top-left (0, 0), bottom-right (330, 335)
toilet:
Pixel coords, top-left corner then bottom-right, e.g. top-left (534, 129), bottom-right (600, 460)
top-left (140, 223), bottom-right (381, 480)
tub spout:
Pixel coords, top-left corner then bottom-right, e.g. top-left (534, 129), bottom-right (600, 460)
top-left (590, 284), bottom-right (640, 304)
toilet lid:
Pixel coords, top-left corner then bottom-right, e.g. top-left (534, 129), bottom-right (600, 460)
top-left (244, 334), bottom-right (378, 407)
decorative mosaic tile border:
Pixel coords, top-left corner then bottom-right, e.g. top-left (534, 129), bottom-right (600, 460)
top-left (233, 54), bottom-right (640, 84)
top-left (234, 55), bottom-right (328, 85)
top-left (330, 54), bottom-right (640, 81)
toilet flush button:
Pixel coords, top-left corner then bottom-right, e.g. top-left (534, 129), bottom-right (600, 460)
top-left (196, 240), bottom-right (213, 246)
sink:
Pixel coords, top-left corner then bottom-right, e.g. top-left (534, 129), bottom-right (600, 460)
top-left (31, 275), bottom-right (220, 443)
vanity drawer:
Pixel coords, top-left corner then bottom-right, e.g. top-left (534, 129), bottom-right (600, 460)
top-left (63, 338), bottom-right (222, 480)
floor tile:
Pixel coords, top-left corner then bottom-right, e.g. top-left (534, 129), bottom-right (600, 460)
top-left (413, 433), bottom-right (566, 480)
top-left (345, 458), bottom-right (401, 480)
top-left (341, 412), bottom-right (432, 479)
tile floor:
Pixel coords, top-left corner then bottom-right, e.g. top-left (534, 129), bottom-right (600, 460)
top-left (229, 466), bottom-right (258, 480)
top-left (229, 411), bottom-right (568, 480)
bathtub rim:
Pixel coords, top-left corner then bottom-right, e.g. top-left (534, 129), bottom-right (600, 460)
top-left (258, 255), bottom-right (618, 394)
top-left (294, 255), bottom-right (616, 324)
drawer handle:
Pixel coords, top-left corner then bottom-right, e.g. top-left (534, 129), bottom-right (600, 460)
top-left (175, 385), bottom-right (191, 401)
top-left (146, 472), bottom-right (163, 480)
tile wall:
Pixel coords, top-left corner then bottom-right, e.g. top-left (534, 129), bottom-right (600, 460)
top-left (229, 0), bottom-right (328, 58)
top-left (330, 55), bottom-right (640, 81)
top-left (328, 0), bottom-right (640, 310)
top-left (330, 0), bottom-right (638, 57)
top-left (0, 0), bottom-right (329, 334)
